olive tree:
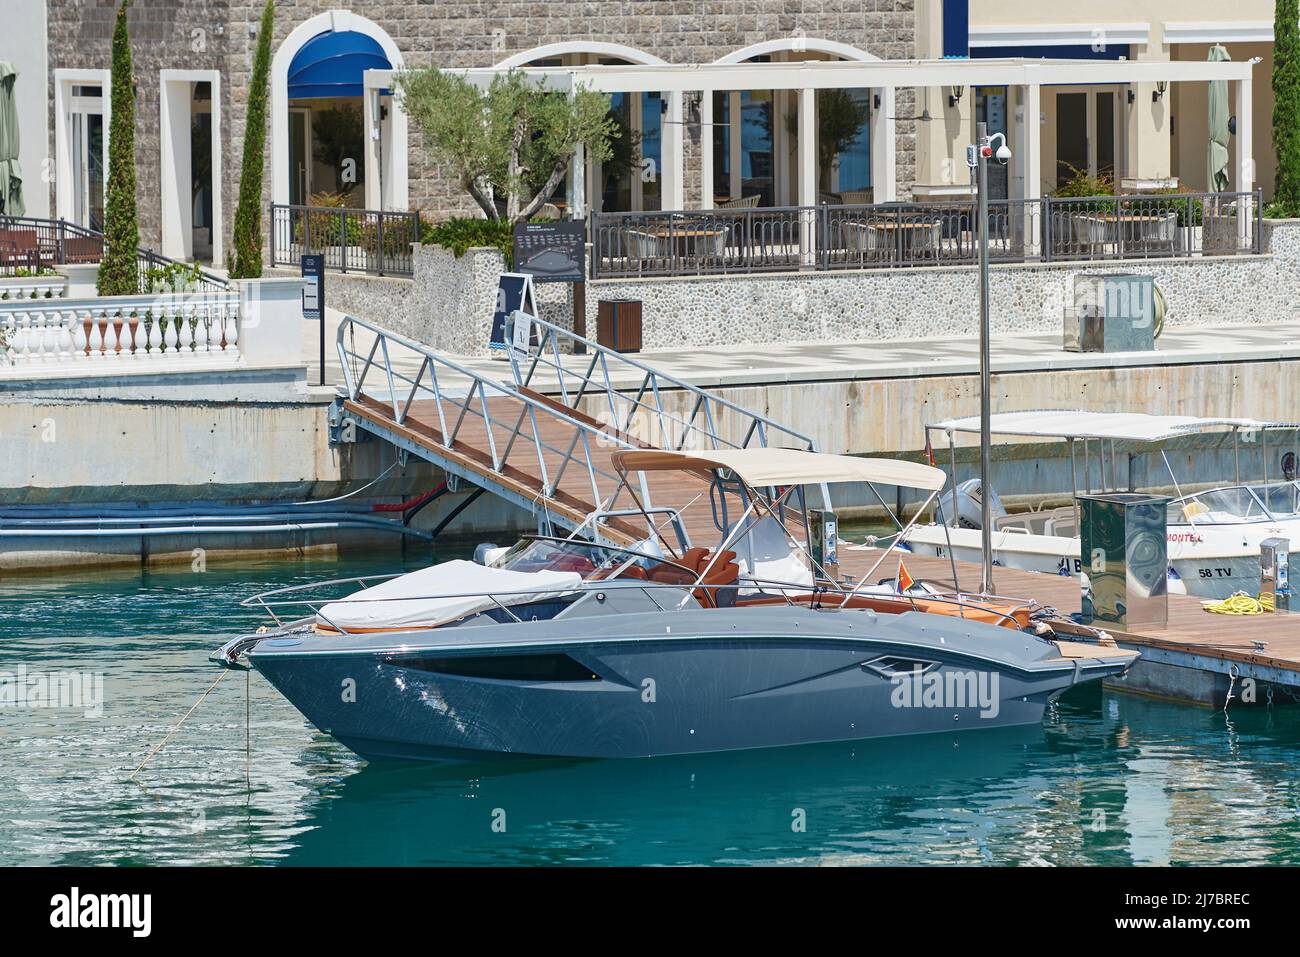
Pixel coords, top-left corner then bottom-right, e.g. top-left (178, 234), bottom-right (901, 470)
top-left (395, 67), bottom-right (618, 222)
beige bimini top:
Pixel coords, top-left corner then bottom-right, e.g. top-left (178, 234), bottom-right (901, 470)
top-left (611, 447), bottom-right (947, 492)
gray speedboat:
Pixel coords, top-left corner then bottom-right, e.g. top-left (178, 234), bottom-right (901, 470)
top-left (214, 449), bottom-right (1136, 762)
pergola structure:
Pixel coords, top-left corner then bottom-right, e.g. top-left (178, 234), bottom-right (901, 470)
top-left (365, 54), bottom-right (1258, 237)
top-left (499, 57), bottom-right (1255, 213)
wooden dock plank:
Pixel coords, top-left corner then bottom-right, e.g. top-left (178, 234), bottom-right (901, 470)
top-left (847, 547), bottom-right (1300, 676)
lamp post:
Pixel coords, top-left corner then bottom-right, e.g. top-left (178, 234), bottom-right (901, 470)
top-left (966, 122), bottom-right (1011, 596)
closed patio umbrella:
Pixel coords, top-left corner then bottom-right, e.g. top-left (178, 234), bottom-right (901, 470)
top-left (0, 61), bottom-right (24, 216)
top-left (1207, 44), bottom-right (1231, 193)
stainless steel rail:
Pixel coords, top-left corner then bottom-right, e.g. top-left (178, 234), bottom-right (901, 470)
top-left (336, 312), bottom-right (816, 540)
top-left (509, 313), bottom-right (817, 454)
top-left (337, 314), bottom-right (656, 532)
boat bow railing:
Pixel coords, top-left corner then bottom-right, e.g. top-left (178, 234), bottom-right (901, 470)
top-left (227, 574), bottom-right (1037, 642)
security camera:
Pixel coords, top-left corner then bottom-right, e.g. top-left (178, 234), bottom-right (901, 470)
top-left (995, 143), bottom-right (1011, 165)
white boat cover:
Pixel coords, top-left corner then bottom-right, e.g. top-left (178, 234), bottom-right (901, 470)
top-left (928, 410), bottom-right (1295, 443)
top-left (316, 559), bottom-right (583, 631)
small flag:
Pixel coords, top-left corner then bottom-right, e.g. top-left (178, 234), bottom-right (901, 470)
top-left (924, 434), bottom-right (935, 467)
top-left (898, 559), bottom-right (915, 593)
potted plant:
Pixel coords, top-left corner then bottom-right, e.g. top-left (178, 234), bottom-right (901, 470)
top-left (1050, 166), bottom-right (1117, 255)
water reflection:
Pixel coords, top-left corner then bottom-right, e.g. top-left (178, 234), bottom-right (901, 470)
top-left (1, 555), bottom-right (1298, 865)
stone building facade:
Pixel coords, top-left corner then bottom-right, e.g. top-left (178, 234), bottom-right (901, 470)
top-left (43, 0), bottom-right (918, 263)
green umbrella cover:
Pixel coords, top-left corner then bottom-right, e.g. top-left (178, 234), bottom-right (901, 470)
top-left (1207, 44), bottom-right (1232, 194)
top-left (0, 60), bottom-right (24, 216)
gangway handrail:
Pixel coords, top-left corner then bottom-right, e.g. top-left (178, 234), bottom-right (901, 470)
top-left (337, 314), bottom-right (657, 531)
top-left (510, 313), bottom-right (817, 453)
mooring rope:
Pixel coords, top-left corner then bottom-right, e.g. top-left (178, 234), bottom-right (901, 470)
top-left (128, 670), bottom-right (229, 782)
top-left (1202, 591), bottom-right (1273, 615)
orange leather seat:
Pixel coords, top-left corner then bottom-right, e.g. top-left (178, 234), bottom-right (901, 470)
top-left (693, 550), bottom-right (739, 608)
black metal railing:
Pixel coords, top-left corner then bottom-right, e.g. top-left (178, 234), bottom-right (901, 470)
top-left (269, 203), bottom-right (421, 277)
top-left (0, 215), bottom-right (228, 292)
top-left (589, 189), bottom-right (1263, 279)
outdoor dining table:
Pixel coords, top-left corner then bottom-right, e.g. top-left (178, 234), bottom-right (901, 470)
top-left (842, 219), bottom-right (942, 264)
top-left (646, 225), bottom-right (729, 258)
top-left (1070, 211), bottom-right (1179, 255)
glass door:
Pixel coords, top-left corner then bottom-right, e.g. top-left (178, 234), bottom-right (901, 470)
top-left (1056, 92), bottom-right (1089, 187)
top-left (69, 86), bottom-right (106, 230)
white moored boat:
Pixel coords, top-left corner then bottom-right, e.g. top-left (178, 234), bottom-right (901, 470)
top-left (897, 410), bottom-right (1300, 600)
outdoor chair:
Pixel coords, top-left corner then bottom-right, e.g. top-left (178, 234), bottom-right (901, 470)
top-left (717, 194), bottom-right (761, 209)
top-left (624, 228), bottom-right (668, 261)
top-left (0, 229), bottom-right (42, 271)
top-left (62, 235), bottom-right (103, 263)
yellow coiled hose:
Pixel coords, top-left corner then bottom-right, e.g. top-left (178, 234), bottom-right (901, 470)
top-left (1202, 591), bottom-right (1274, 615)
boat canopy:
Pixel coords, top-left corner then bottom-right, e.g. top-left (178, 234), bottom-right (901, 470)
top-left (611, 448), bottom-right (947, 492)
top-left (316, 560), bottom-right (582, 631)
top-left (928, 410), bottom-right (1295, 443)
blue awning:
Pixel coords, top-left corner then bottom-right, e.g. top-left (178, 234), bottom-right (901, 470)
top-left (287, 30), bottom-right (391, 100)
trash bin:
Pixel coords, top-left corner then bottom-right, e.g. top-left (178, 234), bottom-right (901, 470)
top-left (1078, 492), bottom-right (1172, 630)
top-left (597, 299), bottom-right (642, 353)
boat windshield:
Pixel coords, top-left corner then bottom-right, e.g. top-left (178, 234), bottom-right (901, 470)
top-left (489, 536), bottom-right (698, 583)
top-left (1170, 483), bottom-right (1300, 525)
top-left (1252, 481), bottom-right (1300, 519)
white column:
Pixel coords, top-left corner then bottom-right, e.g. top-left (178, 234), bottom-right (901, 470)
top-left (210, 74), bottom-right (224, 267)
top-left (870, 87), bottom-right (896, 201)
top-left (159, 79), bottom-right (194, 261)
top-left (567, 73), bottom-right (588, 218)
top-left (1237, 72), bottom-right (1254, 245)
top-left (662, 90), bottom-right (685, 210)
top-left (729, 90), bottom-right (742, 200)
top-left (363, 87), bottom-right (381, 209)
top-left (797, 87), bottom-right (816, 206)
top-left (569, 146), bottom-right (587, 219)
top-left (1023, 83), bottom-right (1042, 256)
top-left (797, 87), bottom-right (816, 265)
top-left (699, 91), bottom-right (714, 209)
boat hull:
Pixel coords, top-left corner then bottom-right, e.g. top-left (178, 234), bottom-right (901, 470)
top-left (248, 607), bottom-right (1134, 763)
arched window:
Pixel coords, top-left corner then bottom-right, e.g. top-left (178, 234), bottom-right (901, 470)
top-left (271, 11), bottom-right (407, 211)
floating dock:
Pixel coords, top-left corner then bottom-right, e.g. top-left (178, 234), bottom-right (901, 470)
top-left (848, 549), bottom-right (1300, 707)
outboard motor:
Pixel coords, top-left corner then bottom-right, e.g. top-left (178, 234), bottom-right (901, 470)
top-left (473, 542), bottom-right (504, 565)
top-left (947, 478), bottom-right (1007, 530)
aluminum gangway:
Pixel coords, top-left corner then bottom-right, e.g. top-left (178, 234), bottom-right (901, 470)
top-left (331, 313), bottom-right (816, 546)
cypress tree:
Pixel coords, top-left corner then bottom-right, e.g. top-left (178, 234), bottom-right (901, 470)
top-left (1274, 0), bottom-right (1300, 213)
top-left (97, 0), bottom-right (139, 295)
top-left (230, 0), bottom-right (275, 278)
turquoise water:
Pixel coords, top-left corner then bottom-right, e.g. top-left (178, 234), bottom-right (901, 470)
top-left (2, 550), bottom-right (1299, 866)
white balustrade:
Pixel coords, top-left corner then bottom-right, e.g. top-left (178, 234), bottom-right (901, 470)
top-left (0, 277), bottom-right (69, 302)
top-left (0, 291), bottom-right (241, 372)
